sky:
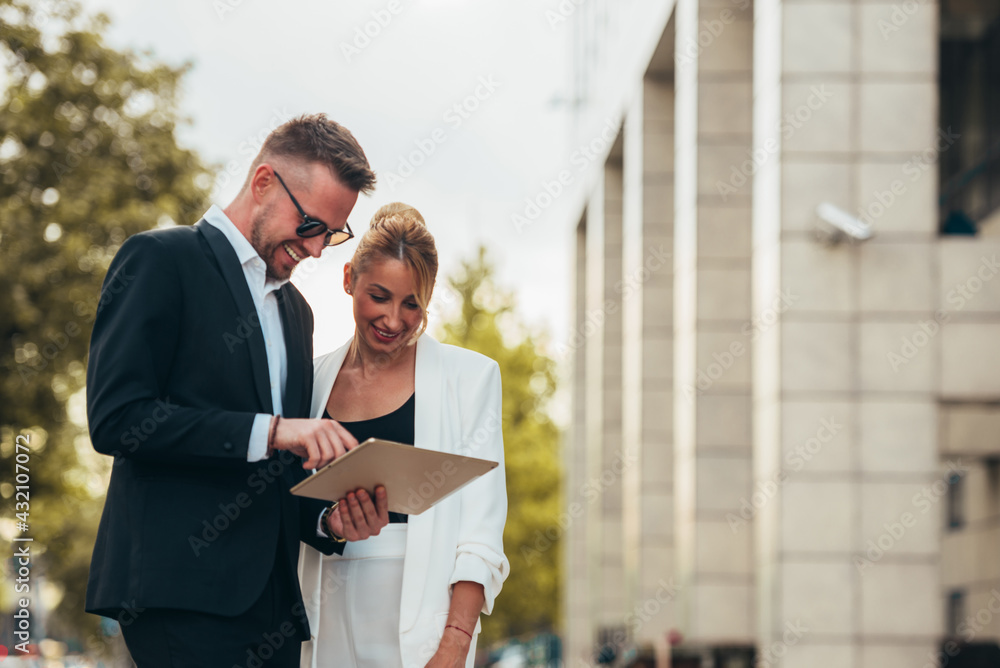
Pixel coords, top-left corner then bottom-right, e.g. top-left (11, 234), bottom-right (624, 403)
top-left (71, 0), bottom-right (585, 359)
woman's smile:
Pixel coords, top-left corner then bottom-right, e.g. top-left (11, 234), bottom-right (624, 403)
top-left (372, 324), bottom-right (402, 343)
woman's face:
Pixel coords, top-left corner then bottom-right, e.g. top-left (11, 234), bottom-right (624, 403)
top-left (345, 258), bottom-right (424, 355)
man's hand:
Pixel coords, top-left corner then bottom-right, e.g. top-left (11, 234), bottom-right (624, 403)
top-left (271, 417), bottom-right (358, 469)
top-left (324, 486), bottom-right (390, 541)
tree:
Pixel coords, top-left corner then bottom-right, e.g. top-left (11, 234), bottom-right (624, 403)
top-left (0, 0), bottom-right (211, 647)
top-left (436, 248), bottom-right (562, 647)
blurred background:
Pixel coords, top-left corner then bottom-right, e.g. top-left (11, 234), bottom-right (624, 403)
top-left (2, 0), bottom-right (999, 666)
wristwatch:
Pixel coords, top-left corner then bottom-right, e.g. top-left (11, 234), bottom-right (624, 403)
top-left (320, 503), bottom-right (346, 543)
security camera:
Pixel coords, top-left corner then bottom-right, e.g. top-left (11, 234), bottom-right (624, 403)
top-left (815, 202), bottom-right (873, 244)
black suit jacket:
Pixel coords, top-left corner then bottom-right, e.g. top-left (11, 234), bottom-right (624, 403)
top-left (84, 219), bottom-right (340, 636)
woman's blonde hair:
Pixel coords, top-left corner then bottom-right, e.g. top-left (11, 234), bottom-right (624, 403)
top-left (349, 202), bottom-right (438, 341)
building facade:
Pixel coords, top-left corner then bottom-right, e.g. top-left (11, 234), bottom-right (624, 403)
top-left (563, 0), bottom-right (1000, 666)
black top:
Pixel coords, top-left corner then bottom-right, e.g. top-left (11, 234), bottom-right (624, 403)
top-left (324, 392), bottom-right (415, 524)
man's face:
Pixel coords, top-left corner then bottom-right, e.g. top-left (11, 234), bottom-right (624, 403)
top-left (249, 163), bottom-right (359, 281)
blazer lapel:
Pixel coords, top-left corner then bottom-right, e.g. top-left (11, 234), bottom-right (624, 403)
top-left (196, 220), bottom-right (273, 414)
top-left (310, 334), bottom-right (443, 634)
top-left (400, 334), bottom-right (443, 633)
top-left (310, 340), bottom-right (353, 418)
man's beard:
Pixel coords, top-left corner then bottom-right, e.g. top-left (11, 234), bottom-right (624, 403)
top-left (249, 202), bottom-right (293, 281)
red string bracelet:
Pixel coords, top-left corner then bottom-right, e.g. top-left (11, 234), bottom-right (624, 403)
top-left (266, 415), bottom-right (280, 458)
top-left (446, 624), bottom-right (472, 639)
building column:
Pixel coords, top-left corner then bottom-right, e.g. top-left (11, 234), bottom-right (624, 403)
top-left (752, 0), bottom-right (942, 665)
top-left (589, 136), bottom-right (627, 640)
top-left (565, 214), bottom-right (593, 666)
top-left (674, 0), bottom-right (757, 649)
top-left (622, 63), bottom-right (678, 662)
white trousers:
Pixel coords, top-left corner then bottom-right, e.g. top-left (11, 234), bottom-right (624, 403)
top-left (314, 524), bottom-right (407, 668)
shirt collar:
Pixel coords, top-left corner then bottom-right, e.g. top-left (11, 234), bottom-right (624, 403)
top-left (202, 204), bottom-right (288, 293)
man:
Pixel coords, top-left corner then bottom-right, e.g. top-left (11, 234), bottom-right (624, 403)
top-left (85, 114), bottom-right (389, 667)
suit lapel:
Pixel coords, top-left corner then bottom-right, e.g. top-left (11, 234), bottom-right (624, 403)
top-left (276, 286), bottom-right (306, 418)
top-left (195, 220), bottom-right (273, 414)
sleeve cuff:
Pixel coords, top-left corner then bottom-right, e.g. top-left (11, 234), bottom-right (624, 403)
top-left (316, 509), bottom-right (329, 538)
top-left (449, 553), bottom-right (501, 614)
top-left (247, 414), bottom-right (271, 462)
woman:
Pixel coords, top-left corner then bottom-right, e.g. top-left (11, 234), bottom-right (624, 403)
top-left (298, 203), bottom-right (509, 668)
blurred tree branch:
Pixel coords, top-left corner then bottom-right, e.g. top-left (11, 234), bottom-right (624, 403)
top-left (437, 247), bottom-right (563, 647)
top-left (0, 0), bottom-right (211, 648)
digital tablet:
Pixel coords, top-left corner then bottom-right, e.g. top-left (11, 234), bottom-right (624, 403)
top-left (290, 438), bottom-right (499, 515)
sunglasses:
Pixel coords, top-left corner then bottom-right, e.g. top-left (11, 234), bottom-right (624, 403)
top-left (272, 169), bottom-right (354, 247)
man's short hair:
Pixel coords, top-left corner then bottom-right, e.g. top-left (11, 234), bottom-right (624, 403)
top-left (248, 113), bottom-right (376, 194)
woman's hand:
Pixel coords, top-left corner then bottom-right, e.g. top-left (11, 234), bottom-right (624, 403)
top-left (424, 582), bottom-right (483, 668)
top-left (324, 486), bottom-right (389, 541)
top-left (424, 626), bottom-right (472, 668)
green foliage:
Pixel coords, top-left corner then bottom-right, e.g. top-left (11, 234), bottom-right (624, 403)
top-left (437, 248), bottom-right (563, 646)
top-left (0, 0), bottom-right (211, 643)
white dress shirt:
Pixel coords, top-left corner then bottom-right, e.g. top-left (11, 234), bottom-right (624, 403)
top-left (203, 205), bottom-right (288, 463)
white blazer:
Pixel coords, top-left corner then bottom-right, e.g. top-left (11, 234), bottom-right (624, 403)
top-left (298, 334), bottom-right (510, 668)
